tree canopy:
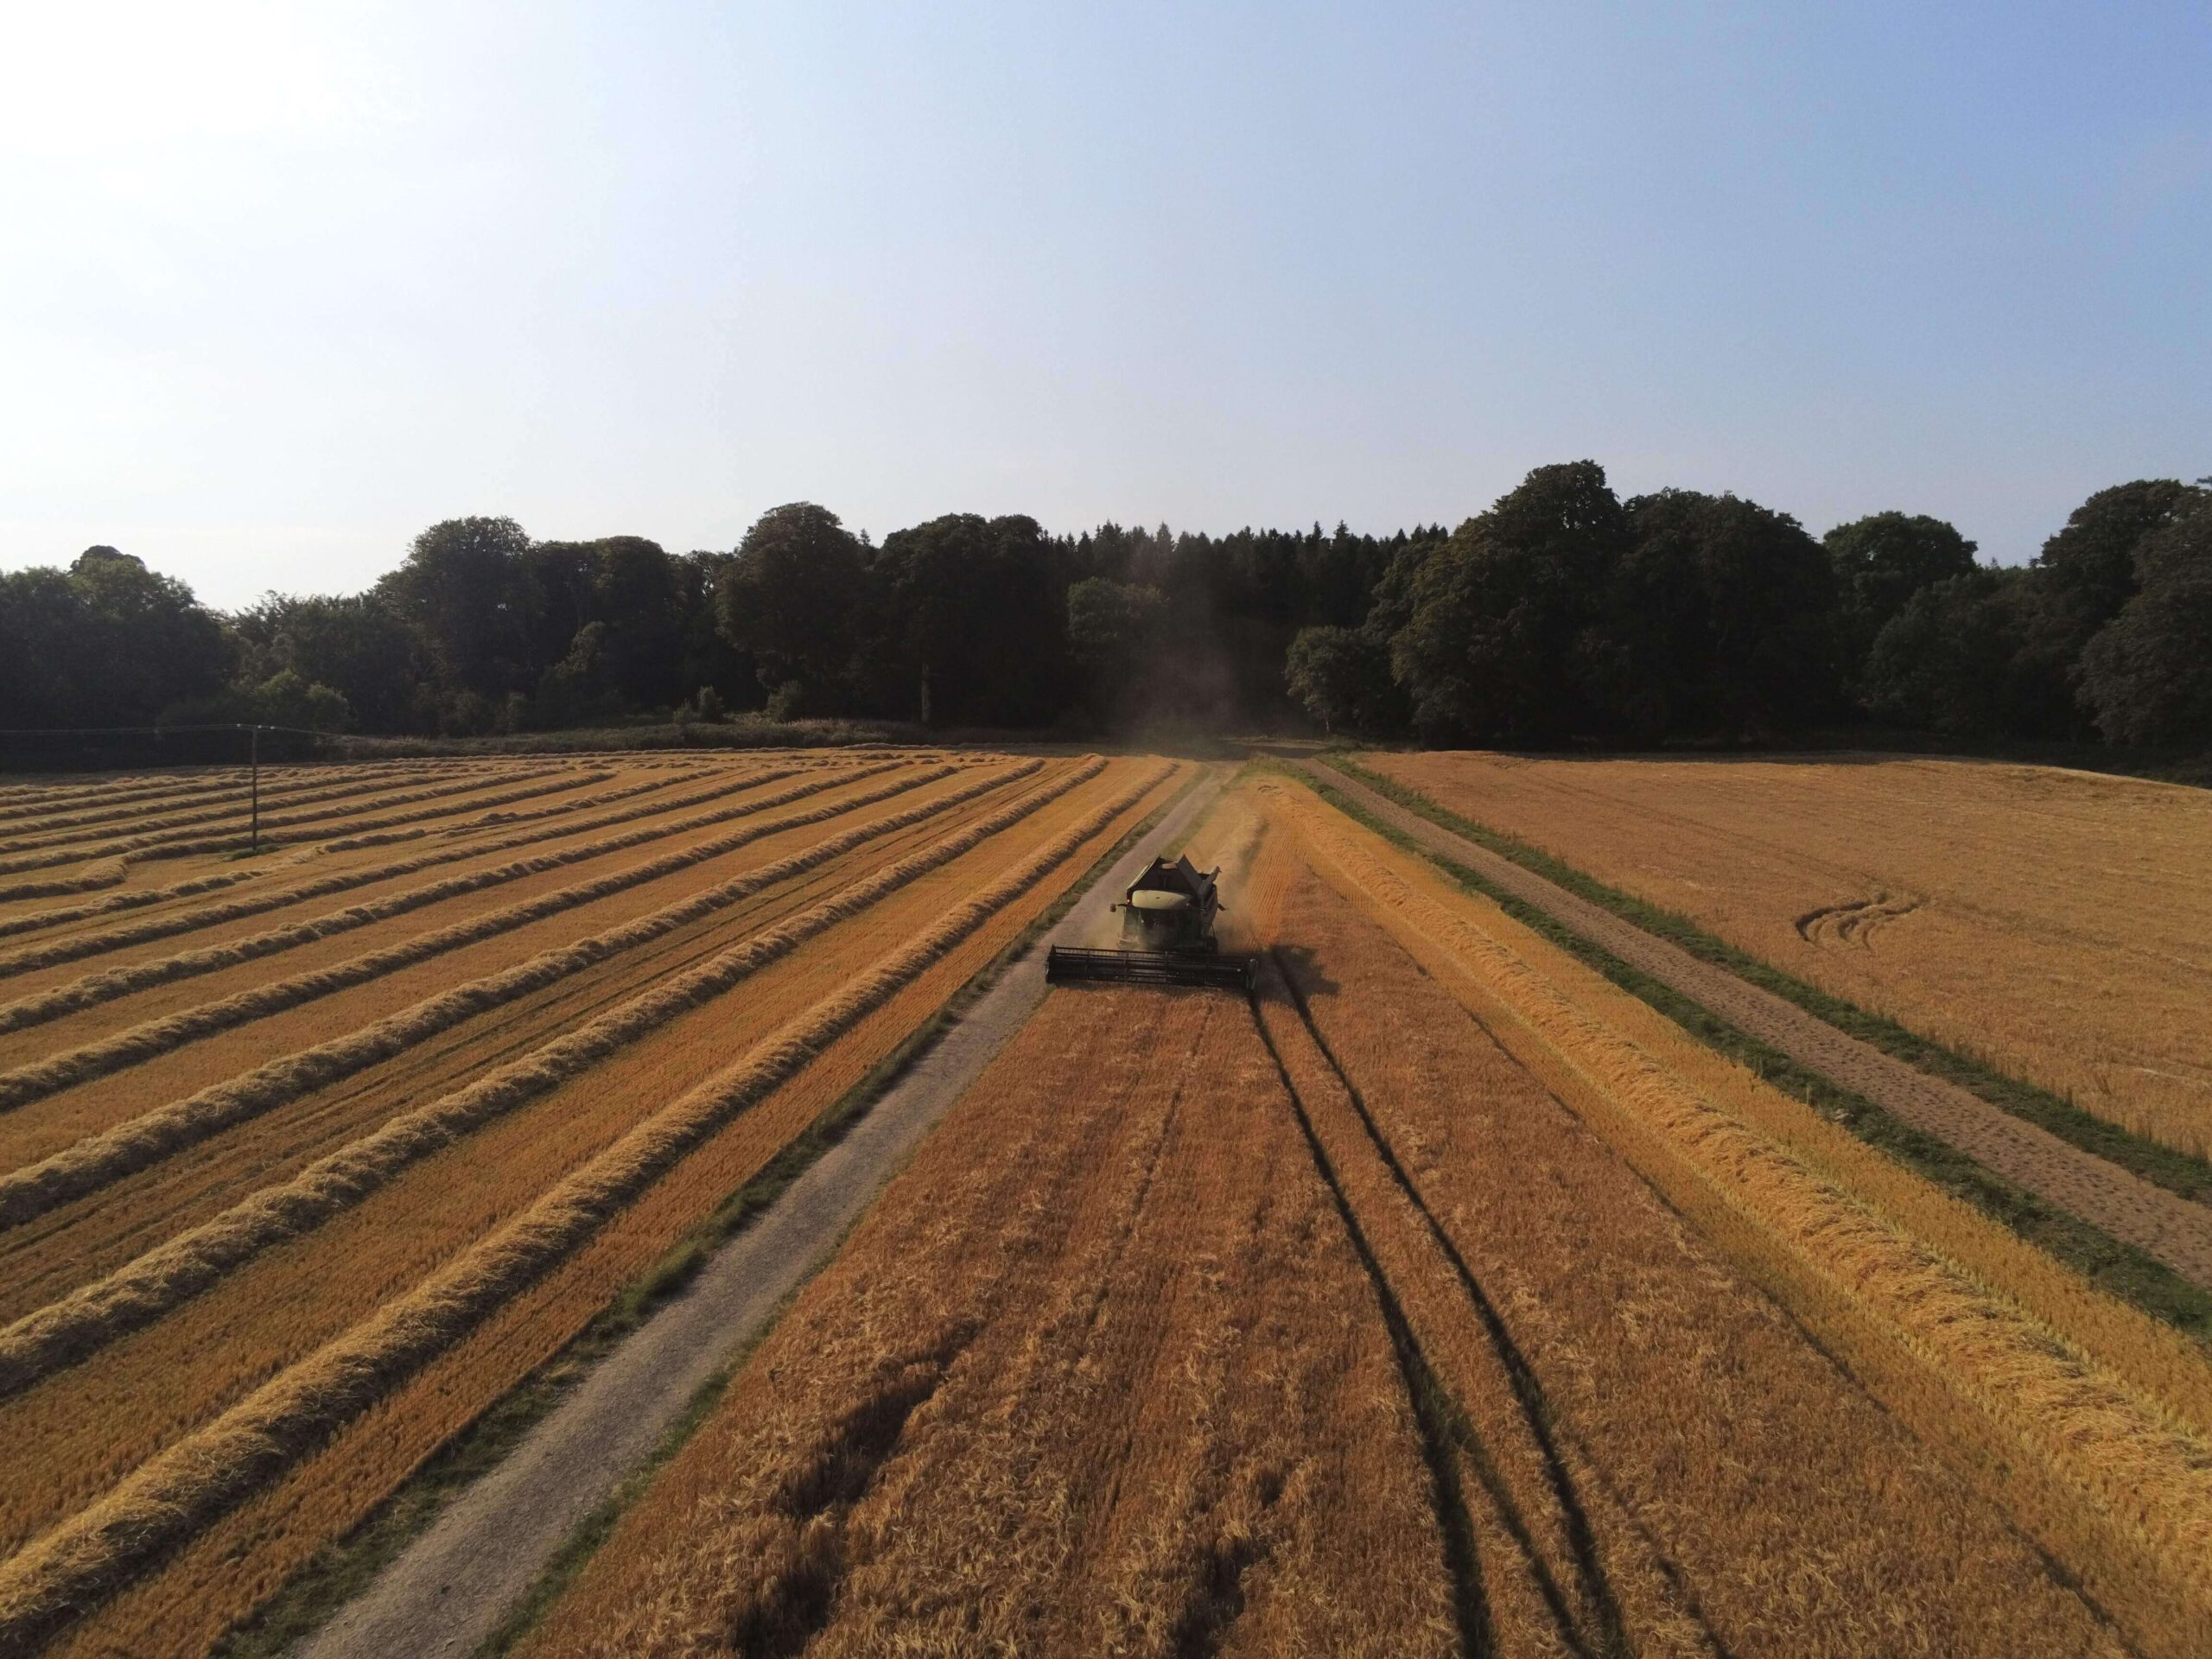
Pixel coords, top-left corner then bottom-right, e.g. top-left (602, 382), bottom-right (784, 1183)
top-left (6, 468), bottom-right (2206, 755)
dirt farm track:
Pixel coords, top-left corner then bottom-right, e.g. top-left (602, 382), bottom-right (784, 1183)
top-left (0, 748), bottom-right (2206, 1658)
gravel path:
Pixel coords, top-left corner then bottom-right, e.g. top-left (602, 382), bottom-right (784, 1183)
top-left (1308, 759), bottom-right (2212, 1288)
top-left (292, 769), bottom-right (1227, 1659)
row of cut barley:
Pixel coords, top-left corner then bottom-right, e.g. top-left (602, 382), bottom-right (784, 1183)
top-left (0, 760), bottom-right (1158, 1561)
top-left (0, 773), bottom-right (265, 824)
top-left (0, 865), bottom-right (133, 906)
top-left (0, 764), bottom-right (452, 851)
top-left (0, 766), bottom-right (607, 878)
top-left (0, 765), bottom-right (965, 1116)
top-left (0, 760), bottom-right (1111, 1395)
top-left (0, 762), bottom-right (816, 957)
top-left (1263, 776), bottom-right (2212, 1655)
top-left (51, 759), bottom-right (1179, 1659)
top-left (0, 770), bottom-right (913, 1032)
top-left (0, 764), bottom-right (1009, 1220)
top-left (0, 762), bottom-right (427, 828)
top-left (0, 760), bottom-right (1166, 1653)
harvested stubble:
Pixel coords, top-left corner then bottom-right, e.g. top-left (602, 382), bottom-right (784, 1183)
top-left (0, 761), bottom-right (1033, 1224)
top-left (0, 763), bottom-right (1141, 1567)
top-left (518, 984), bottom-right (1448, 1659)
top-left (0, 773), bottom-right (266, 825)
top-left (0, 765), bottom-right (435, 849)
top-left (0, 865), bottom-right (131, 906)
top-left (0, 767), bottom-right (912, 1032)
top-left (0, 763), bottom-right (563, 861)
top-left (0, 760), bottom-right (1174, 1656)
top-left (0, 765), bottom-right (607, 879)
top-left (0, 770), bottom-right (998, 1205)
top-left (1261, 776), bottom-right (2212, 1657)
top-left (0, 760), bottom-right (818, 960)
top-left (34, 763), bottom-right (1181, 1658)
top-left (1368, 751), bottom-right (2212, 1159)
top-left (0, 757), bottom-right (1115, 1397)
top-left (1247, 841), bottom-right (2106, 1656)
top-left (2, 764), bottom-right (1184, 1628)
top-left (0, 762), bottom-right (969, 1115)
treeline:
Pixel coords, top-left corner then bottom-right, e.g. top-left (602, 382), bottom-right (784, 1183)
top-left (1291, 463), bottom-right (2211, 747)
top-left (1, 462), bottom-right (2205, 749)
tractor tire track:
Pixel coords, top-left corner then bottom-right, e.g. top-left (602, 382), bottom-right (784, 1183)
top-left (1245, 959), bottom-right (1497, 1659)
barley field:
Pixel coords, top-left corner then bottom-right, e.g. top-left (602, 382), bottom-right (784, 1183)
top-left (520, 778), bottom-right (2212, 1659)
top-left (0, 749), bottom-right (1189, 1658)
top-left (1363, 751), bottom-right (2212, 1158)
top-left (7, 754), bottom-right (2210, 1658)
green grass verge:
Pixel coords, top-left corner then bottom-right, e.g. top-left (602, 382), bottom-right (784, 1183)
top-left (1326, 753), bottom-right (2212, 1205)
top-left (211, 764), bottom-right (1212, 1659)
top-left (1271, 762), bottom-right (2212, 1346)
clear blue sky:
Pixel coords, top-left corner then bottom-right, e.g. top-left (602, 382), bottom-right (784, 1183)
top-left (4, 1), bottom-right (2206, 608)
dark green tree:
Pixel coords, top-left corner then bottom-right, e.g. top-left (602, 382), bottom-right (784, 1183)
top-left (1594, 490), bottom-right (1838, 739)
top-left (1285, 625), bottom-right (1399, 735)
top-left (715, 504), bottom-right (869, 712)
top-left (1824, 512), bottom-right (1979, 692)
top-left (1861, 570), bottom-right (2041, 737)
top-left (376, 517), bottom-right (532, 703)
top-left (235, 594), bottom-right (417, 731)
top-left (521, 536), bottom-right (689, 715)
top-left (1065, 577), bottom-right (1167, 721)
top-left (871, 513), bottom-right (1069, 725)
top-left (0, 549), bottom-right (232, 728)
top-left (2078, 496), bottom-right (2212, 745)
top-left (1390, 461), bottom-right (1628, 743)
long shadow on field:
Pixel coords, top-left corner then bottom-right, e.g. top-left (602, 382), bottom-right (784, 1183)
top-left (1246, 963), bottom-right (1498, 1657)
top-left (1268, 948), bottom-right (1725, 1659)
top-left (736, 1323), bottom-right (976, 1658)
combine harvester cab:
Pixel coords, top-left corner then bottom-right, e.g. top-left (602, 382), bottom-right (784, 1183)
top-left (1046, 854), bottom-right (1257, 991)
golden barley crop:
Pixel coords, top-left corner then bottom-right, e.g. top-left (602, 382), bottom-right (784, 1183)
top-left (0, 758), bottom-right (1114, 1395)
top-left (0, 759), bottom-right (1176, 1656)
top-left (1261, 773), bottom-right (2212, 1656)
top-left (0, 762), bottom-right (979, 1116)
top-left (0, 765), bottom-right (604, 877)
top-left (0, 762), bottom-right (1023, 1218)
top-left (0, 760), bottom-right (823, 959)
top-left (518, 976), bottom-right (1449, 1659)
top-left (1367, 751), bottom-right (2212, 1157)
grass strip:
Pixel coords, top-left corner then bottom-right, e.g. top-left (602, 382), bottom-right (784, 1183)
top-left (207, 764), bottom-right (1207, 1659)
top-left (1281, 764), bottom-right (2212, 1344)
top-left (1326, 753), bottom-right (2212, 1205)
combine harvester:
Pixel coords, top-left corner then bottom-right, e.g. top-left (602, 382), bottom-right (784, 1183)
top-left (1046, 854), bottom-right (1258, 992)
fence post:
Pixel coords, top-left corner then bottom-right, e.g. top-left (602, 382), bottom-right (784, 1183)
top-left (249, 725), bottom-right (260, 855)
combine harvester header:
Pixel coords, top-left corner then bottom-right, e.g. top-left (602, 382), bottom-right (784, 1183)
top-left (1046, 853), bottom-right (1257, 992)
